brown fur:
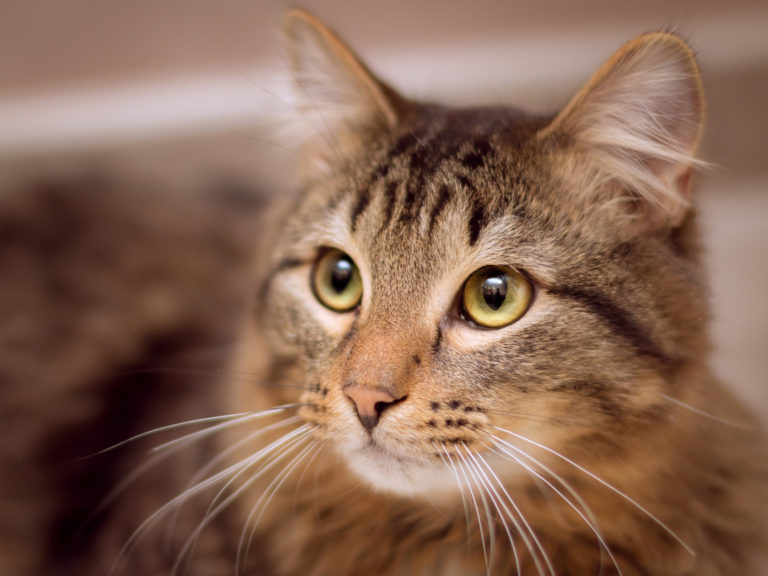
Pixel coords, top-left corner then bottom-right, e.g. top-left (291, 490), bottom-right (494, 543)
top-left (1, 10), bottom-right (766, 576)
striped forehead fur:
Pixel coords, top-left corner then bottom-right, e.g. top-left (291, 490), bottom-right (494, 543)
top-left (323, 108), bottom-right (546, 241)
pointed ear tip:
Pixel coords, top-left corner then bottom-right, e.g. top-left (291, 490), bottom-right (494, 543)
top-left (633, 31), bottom-right (691, 47)
top-left (619, 31), bottom-right (704, 109)
top-left (283, 8), bottom-right (325, 40)
top-left (625, 31), bottom-right (700, 68)
top-left (284, 8), bottom-right (315, 27)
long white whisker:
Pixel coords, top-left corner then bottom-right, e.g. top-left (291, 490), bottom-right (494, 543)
top-left (489, 436), bottom-right (609, 559)
top-left (172, 425), bottom-right (314, 575)
top-left (436, 444), bottom-right (473, 545)
top-left (164, 415), bottom-right (302, 546)
top-left (291, 440), bottom-right (324, 513)
top-left (472, 446), bottom-right (557, 576)
top-left (151, 405), bottom-right (302, 454)
top-left (458, 445), bottom-right (523, 576)
top-left (657, 393), bottom-right (753, 430)
top-left (110, 423), bottom-right (310, 575)
top-left (192, 417), bottom-right (306, 516)
top-left (83, 412), bottom-right (256, 458)
top-left (451, 446), bottom-right (493, 576)
top-left (494, 425), bottom-right (695, 556)
top-left (85, 408), bottom-right (300, 537)
top-left (489, 435), bottom-right (621, 576)
top-left (237, 438), bottom-right (320, 574)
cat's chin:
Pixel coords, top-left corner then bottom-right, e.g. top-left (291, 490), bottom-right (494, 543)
top-left (340, 440), bottom-right (459, 499)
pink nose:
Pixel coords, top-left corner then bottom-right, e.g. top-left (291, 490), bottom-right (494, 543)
top-left (344, 386), bottom-right (400, 433)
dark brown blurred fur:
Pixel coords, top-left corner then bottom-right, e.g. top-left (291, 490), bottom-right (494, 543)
top-left (0, 175), bottom-right (267, 575)
top-left (1, 11), bottom-right (766, 576)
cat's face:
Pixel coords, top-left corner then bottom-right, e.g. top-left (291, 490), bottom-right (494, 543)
top-left (256, 12), bottom-right (706, 498)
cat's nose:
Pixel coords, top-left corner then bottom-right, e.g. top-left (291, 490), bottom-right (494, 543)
top-left (343, 386), bottom-right (404, 433)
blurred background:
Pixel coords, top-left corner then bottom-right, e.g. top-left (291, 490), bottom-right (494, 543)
top-left (1, 0), bottom-right (766, 423)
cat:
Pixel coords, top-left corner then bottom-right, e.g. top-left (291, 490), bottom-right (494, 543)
top-left (2, 8), bottom-right (767, 576)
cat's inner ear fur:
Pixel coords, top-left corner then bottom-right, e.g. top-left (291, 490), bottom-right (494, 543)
top-left (540, 32), bottom-right (705, 232)
top-left (283, 10), bottom-right (410, 175)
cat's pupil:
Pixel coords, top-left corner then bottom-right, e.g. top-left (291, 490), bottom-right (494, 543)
top-left (331, 259), bottom-right (354, 293)
top-left (482, 274), bottom-right (507, 310)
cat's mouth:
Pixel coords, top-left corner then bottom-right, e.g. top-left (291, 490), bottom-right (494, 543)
top-left (338, 434), bottom-right (459, 497)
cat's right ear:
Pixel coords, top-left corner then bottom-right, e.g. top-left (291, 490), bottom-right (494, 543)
top-left (283, 10), bottom-right (410, 176)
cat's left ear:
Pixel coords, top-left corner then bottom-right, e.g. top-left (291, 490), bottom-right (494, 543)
top-left (540, 32), bottom-right (705, 231)
top-left (283, 10), bottom-right (411, 174)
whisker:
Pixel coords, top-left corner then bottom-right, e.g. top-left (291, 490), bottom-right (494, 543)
top-left (81, 412), bottom-right (255, 459)
top-left (174, 429), bottom-right (316, 575)
top-left (237, 438), bottom-right (320, 574)
top-left (164, 415), bottom-right (303, 545)
top-left (82, 409), bottom-right (301, 538)
top-left (458, 444), bottom-right (522, 576)
top-left (481, 408), bottom-right (592, 429)
top-left (490, 437), bottom-right (595, 523)
top-left (151, 405), bottom-right (304, 454)
top-left (110, 423), bottom-right (310, 575)
top-left (451, 446), bottom-right (492, 576)
top-left (181, 416), bottom-right (303, 501)
top-left (489, 435), bottom-right (621, 576)
top-left (470, 445), bottom-right (557, 576)
top-left (204, 424), bottom-right (313, 524)
top-left (436, 444), bottom-right (473, 546)
top-left (291, 440), bottom-right (324, 513)
top-left (494, 425), bottom-right (695, 557)
top-left (657, 392), bottom-right (754, 430)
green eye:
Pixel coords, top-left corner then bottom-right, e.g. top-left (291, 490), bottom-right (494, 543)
top-left (461, 266), bottom-right (532, 328)
top-left (313, 249), bottom-right (363, 312)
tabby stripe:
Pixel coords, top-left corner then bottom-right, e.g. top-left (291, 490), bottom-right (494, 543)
top-left (271, 257), bottom-right (305, 274)
top-left (388, 132), bottom-right (421, 161)
top-left (398, 185), bottom-right (419, 225)
top-left (369, 161), bottom-right (391, 186)
top-left (550, 380), bottom-right (623, 421)
top-left (377, 180), bottom-right (399, 235)
top-left (349, 188), bottom-right (372, 232)
top-left (460, 138), bottom-right (493, 171)
top-left (468, 205), bottom-right (486, 245)
top-left (427, 185), bottom-right (452, 234)
top-left (366, 132), bottom-right (421, 190)
top-left (549, 285), bottom-right (671, 364)
top-left (432, 324), bottom-right (444, 356)
top-left (461, 176), bottom-right (487, 246)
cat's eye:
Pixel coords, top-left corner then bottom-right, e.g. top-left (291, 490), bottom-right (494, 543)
top-left (312, 248), bottom-right (363, 312)
top-left (461, 266), bottom-right (532, 328)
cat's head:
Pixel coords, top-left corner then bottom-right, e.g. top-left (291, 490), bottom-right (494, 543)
top-left (257, 10), bottom-right (706, 497)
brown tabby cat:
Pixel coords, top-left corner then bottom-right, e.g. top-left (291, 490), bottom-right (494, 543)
top-left (2, 9), bottom-right (766, 576)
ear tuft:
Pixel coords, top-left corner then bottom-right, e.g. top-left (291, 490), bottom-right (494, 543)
top-left (541, 32), bottom-right (706, 230)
